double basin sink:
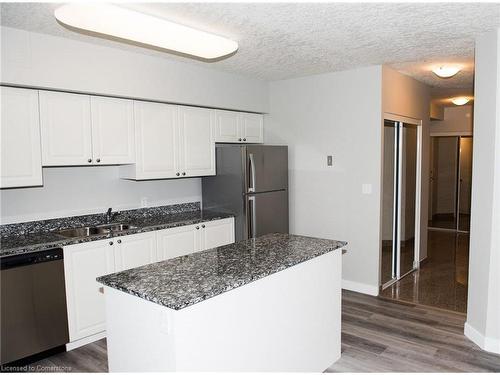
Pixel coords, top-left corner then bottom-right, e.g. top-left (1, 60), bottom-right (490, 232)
top-left (57, 223), bottom-right (137, 238)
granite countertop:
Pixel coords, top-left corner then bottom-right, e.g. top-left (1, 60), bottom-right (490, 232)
top-left (0, 203), bottom-right (233, 258)
top-left (97, 233), bottom-right (347, 311)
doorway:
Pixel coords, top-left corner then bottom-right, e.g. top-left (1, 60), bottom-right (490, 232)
top-left (380, 115), bottom-right (422, 289)
top-left (429, 136), bottom-right (473, 232)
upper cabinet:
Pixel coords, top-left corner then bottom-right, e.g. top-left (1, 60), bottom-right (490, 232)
top-left (0, 87), bottom-right (43, 188)
top-left (214, 110), bottom-right (264, 144)
top-left (39, 91), bottom-right (135, 166)
top-left (90, 96), bottom-right (135, 165)
top-left (120, 102), bottom-right (215, 180)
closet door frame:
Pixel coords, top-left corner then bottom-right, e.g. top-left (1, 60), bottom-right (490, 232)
top-left (381, 113), bottom-right (422, 289)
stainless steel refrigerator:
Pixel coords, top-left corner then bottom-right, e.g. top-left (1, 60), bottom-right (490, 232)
top-left (202, 144), bottom-right (289, 241)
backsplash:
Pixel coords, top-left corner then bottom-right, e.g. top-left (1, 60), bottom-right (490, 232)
top-left (0, 202), bottom-right (200, 238)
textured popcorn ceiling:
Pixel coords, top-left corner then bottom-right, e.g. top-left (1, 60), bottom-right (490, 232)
top-left (1, 2), bottom-right (500, 89)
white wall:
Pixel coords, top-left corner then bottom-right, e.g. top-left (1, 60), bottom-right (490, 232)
top-left (430, 105), bottom-right (473, 135)
top-left (465, 28), bottom-right (500, 354)
top-left (0, 167), bottom-right (201, 224)
top-left (0, 27), bottom-right (268, 113)
top-left (0, 26), bottom-right (268, 224)
top-left (382, 66), bottom-right (431, 261)
top-left (266, 66), bottom-right (383, 295)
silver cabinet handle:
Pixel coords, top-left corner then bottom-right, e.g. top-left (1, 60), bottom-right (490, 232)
top-left (196, 226), bottom-right (200, 230)
top-left (243, 138), bottom-right (247, 141)
top-left (109, 241), bottom-right (113, 246)
top-left (88, 158), bottom-right (92, 163)
top-left (248, 153), bottom-right (256, 193)
top-left (201, 224), bottom-right (205, 228)
top-left (238, 138), bottom-right (242, 141)
top-left (96, 158), bottom-right (101, 163)
top-left (182, 172), bottom-right (186, 176)
top-left (176, 172), bottom-right (180, 176)
top-left (117, 239), bottom-right (122, 244)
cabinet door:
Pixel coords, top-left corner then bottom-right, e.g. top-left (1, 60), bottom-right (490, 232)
top-left (241, 113), bottom-right (264, 143)
top-left (215, 110), bottom-right (240, 143)
top-left (133, 101), bottom-right (179, 179)
top-left (178, 107), bottom-right (215, 177)
top-left (114, 232), bottom-right (157, 272)
top-left (201, 218), bottom-right (235, 250)
top-left (156, 224), bottom-right (201, 261)
top-left (90, 96), bottom-right (135, 165)
top-left (39, 91), bottom-right (93, 166)
top-left (63, 239), bottom-right (115, 342)
top-left (0, 87), bottom-right (43, 188)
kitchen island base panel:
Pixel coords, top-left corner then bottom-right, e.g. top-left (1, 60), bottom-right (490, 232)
top-left (104, 250), bottom-right (342, 372)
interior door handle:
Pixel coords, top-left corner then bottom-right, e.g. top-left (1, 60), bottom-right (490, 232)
top-left (248, 153), bottom-right (256, 193)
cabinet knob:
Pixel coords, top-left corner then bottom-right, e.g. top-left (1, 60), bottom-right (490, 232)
top-left (176, 172), bottom-right (180, 176)
top-left (117, 239), bottom-right (122, 244)
top-left (88, 158), bottom-right (92, 163)
top-left (96, 158), bottom-right (101, 163)
top-left (243, 138), bottom-right (247, 141)
top-left (109, 241), bottom-right (113, 246)
top-left (182, 172), bottom-right (186, 176)
top-left (238, 138), bottom-right (242, 141)
top-left (201, 224), bottom-right (205, 228)
top-left (196, 226), bottom-right (200, 230)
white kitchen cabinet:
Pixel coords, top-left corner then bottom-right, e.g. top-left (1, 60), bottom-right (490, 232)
top-left (120, 101), bottom-right (179, 180)
top-left (201, 217), bottom-right (235, 250)
top-left (156, 218), bottom-right (235, 261)
top-left (114, 232), bottom-right (157, 272)
top-left (178, 106), bottom-right (215, 177)
top-left (214, 110), bottom-right (263, 144)
top-left (63, 239), bottom-right (115, 342)
top-left (241, 112), bottom-right (264, 143)
top-left (90, 96), bottom-right (135, 165)
top-left (39, 91), bottom-right (93, 166)
top-left (156, 224), bottom-right (201, 261)
top-left (0, 87), bottom-right (43, 188)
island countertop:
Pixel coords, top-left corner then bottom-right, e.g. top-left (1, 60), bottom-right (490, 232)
top-left (97, 233), bottom-right (347, 310)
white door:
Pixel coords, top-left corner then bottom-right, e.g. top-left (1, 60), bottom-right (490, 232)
top-left (215, 110), bottom-right (240, 143)
top-left (114, 232), bottom-right (157, 272)
top-left (201, 218), bottom-right (235, 250)
top-left (0, 87), bottom-right (43, 188)
top-left (156, 224), bottom-right (201, 261)
top-left (90, 96), bottom-right (135, 165)
top-left (178, 107), bottom-right (215, 177)
top-left (132, 101), bottom-right (179, 179)
top-left (39, 91), bottom-right (93, 166)
top-left (63, 239), bottom-right (115, 341)
top-left (241, 113), bottom-right (264, 143)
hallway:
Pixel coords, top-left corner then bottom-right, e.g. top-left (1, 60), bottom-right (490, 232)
top-left (380, 230), bottom-right (469, 313)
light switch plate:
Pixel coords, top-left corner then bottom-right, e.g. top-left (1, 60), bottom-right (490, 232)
top-left (362, 184), bottom-right (372, 195)
top-left (327, 155), bottom-right (333, 166)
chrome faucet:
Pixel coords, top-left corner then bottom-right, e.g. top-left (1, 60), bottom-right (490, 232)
top-left (105, 207), bottom-right (113, 223)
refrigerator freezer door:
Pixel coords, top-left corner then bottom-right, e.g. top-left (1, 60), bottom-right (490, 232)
top-left (246, 146), bottom-right (288, 193)
top-left (246, 190), bottom-right (289, 239)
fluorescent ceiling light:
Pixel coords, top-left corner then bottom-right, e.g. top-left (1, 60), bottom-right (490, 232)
top-left (451, 97), bottom-right (470, 106)
top-left (432, 66), bottom-right (461, 78)
top-left (54, 4), bottom-right (238, 60)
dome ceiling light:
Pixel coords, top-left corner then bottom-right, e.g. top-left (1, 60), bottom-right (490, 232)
top-left (54, 3), bottom-right (238, 60)
top-left (432, 66), bottom-right (461, 78)
top-left (451, 97), bottom-right (471, 106)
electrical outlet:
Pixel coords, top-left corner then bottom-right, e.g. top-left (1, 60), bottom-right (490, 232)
top-left (362, 184), bottom-right (372, 195)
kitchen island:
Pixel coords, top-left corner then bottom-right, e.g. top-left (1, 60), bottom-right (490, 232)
top-left (97, 233), bottom-right (346, 372)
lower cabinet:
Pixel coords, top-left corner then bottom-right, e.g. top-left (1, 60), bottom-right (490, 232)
top-left (63, 218), bottom-right (234, 347)
top-left (156, 217), bottom-right (235, 261)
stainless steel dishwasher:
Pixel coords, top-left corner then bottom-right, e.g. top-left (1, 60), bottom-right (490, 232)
top-left (1, 248), bottom-right (69, 365)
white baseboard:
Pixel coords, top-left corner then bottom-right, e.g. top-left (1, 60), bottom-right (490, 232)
top-left (342, 279), bottom-right (379, 296)
top-left (464, 322), bottom-right (500, 354)
top-left (66, 331), bottom-right (106, 351)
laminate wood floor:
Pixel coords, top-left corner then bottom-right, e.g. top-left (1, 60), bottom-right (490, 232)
top-left (23, 290), bottom-right (500, 373)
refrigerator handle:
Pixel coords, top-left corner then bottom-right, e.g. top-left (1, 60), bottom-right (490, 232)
top-left (248, 153), bottom-right (256, 193)
top-left (248, 195), bottom-right (256, 238)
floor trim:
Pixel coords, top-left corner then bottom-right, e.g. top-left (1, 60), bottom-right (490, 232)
top-left (465, 322), bottom-right (500, 354)
top-left (342, 279), bottom-right (378, 296)
top-left (66, 331), bottom-right (106, 351)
